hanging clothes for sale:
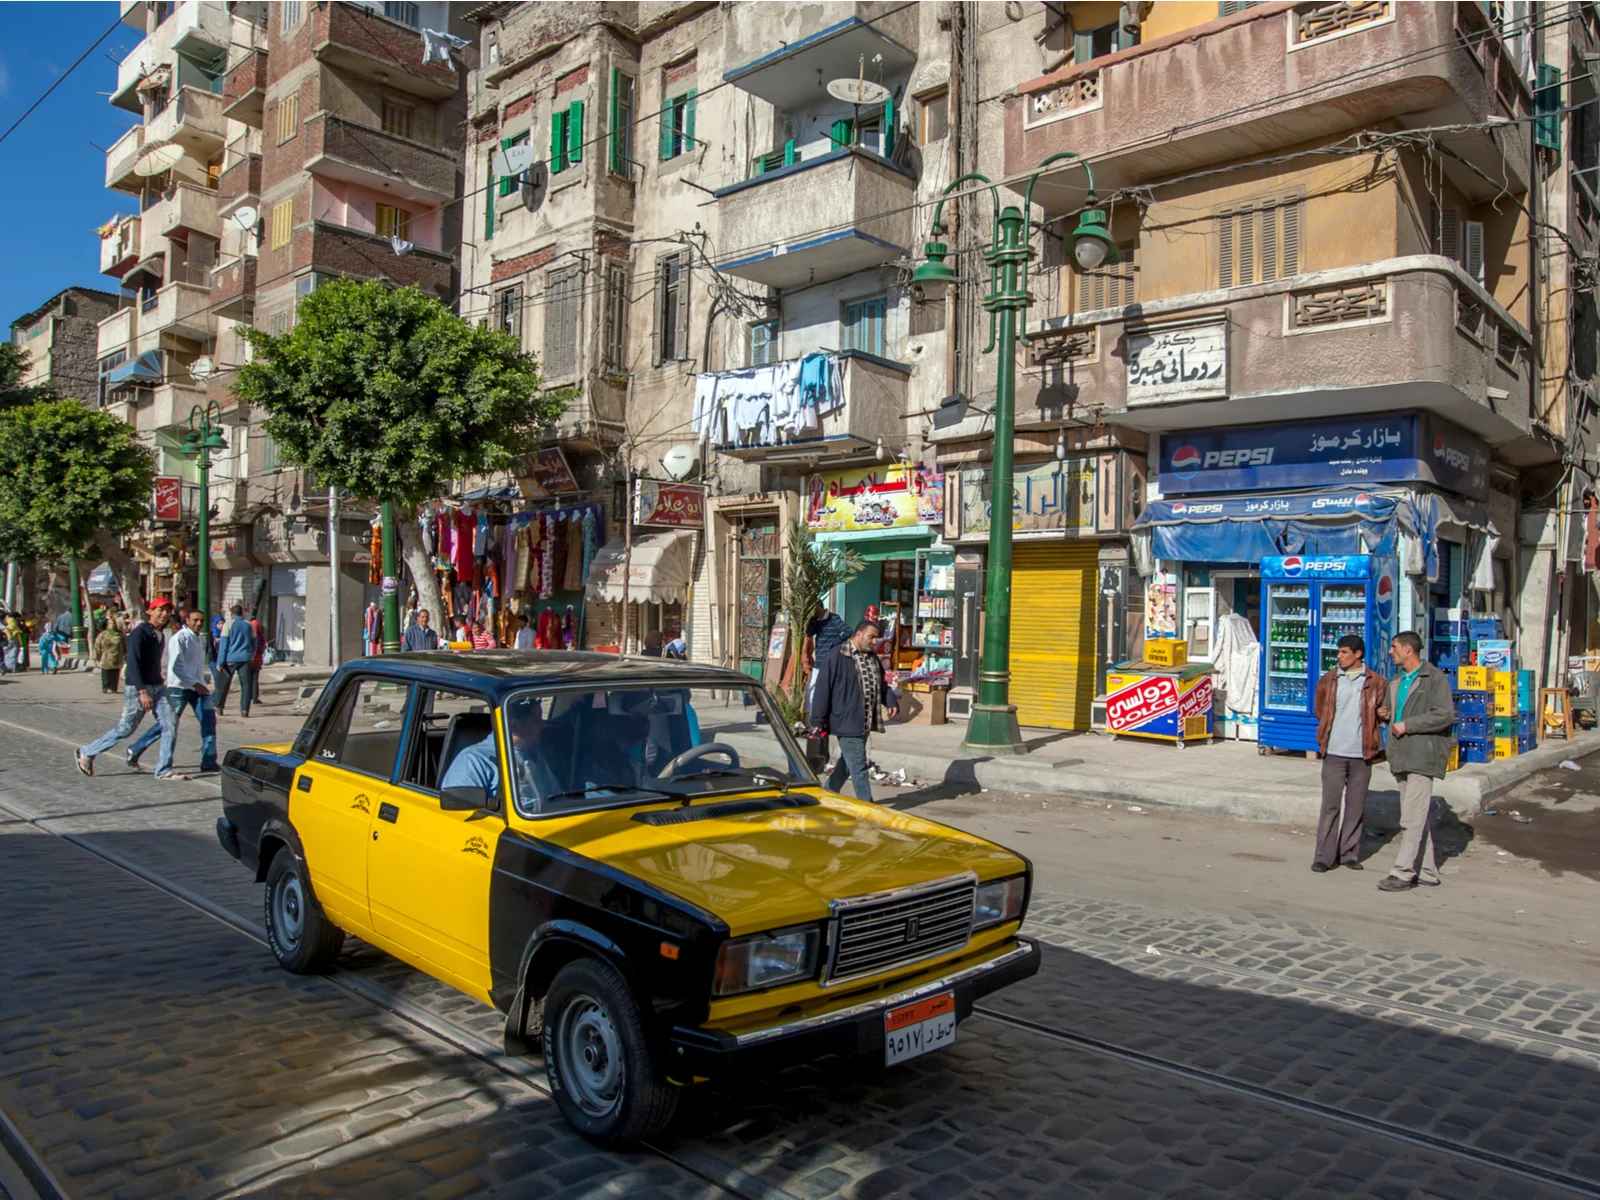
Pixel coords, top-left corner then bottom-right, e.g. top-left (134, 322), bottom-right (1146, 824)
top-left (548, 513), bottom-right (570, 587)
top-left (419, 507), bottom-right (437, 558)
top-left (563, 604), bottom-right (577, 649)
top-left (503, 520), bottom-right (520, 597)
top-left (369, 526), bottom-right (383, 585)
top-left (540, 513), bottom-right (557, 596)
top-left (581, 507), bottom-right (599, 579)
top-left (473, 512), bottom-right (489, 557)
top-left (562, 517), bottom-right (585, 591)
top-left (536, 609), bottom-right (563, 649)
top-left (453, 510), bottom-right (474, 575)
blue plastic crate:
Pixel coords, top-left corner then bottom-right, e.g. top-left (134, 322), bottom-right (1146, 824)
top-left (1518, 734), bottom-right (1537, 753)
top-left (1469, 617), bottom-right (1504, 639)
top-left (1457, 714), bottom-right (1488, 741)
top-left (1455, 692), bottom-right (1488, 718)
top-left (1517, 668), bottom-right (1535, 695)
top-left (1518, 690), bottom-right (1533, 715)
top-left (1517, 711), bottom-right (1536, 735)
top-left (1435, 652), bottom-right (1461, 670)
top-left (1458, 740), bottom-right (1491, 764)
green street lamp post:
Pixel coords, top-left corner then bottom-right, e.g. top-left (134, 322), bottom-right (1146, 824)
top-left (381, 500), bottom-right (400, 653)
top-left (913, 153), bottom-right (1119, 755)
top-left (68, 557), bottom-right (87, 657)
top-left (178, 401), bottom-right (229, 623)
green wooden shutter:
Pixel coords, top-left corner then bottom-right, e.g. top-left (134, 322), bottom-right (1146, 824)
top-left (485, 149), bottom-right (496, 240)
top-left (830, 119), bottom-right (852, 149)
top-left (497, 135), bottom-right (516, 195)
top-left (1536, 64), bottom-right (1562, 151)
top-left (783, 139), bottom-right (797, 165)
top-left (659, 95), bottom-right (673, 159)
top-left (684, 89), bottom-right (696, 148)
top-left (568, 100), bottom-right (584, 164)
top-left (608, 68), bottom-right (623, 173)
top-left (550, 112), bottom-right (565, 173)
top-left (883, 95), bottom-right (894, 158)
top-left (754, 153), bottom-right (767, 175)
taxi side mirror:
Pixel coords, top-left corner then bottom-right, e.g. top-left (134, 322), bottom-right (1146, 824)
top-left (441, 785), bottom-right (488, 811)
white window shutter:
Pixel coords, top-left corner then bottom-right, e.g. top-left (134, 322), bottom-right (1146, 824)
top-left (1462, 220), bottom-right (1485, 283)
top-left (1218, 212), bottom-right (1234, 288)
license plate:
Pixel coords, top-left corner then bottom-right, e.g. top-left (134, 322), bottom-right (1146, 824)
top-left (883, 991), bottom-right (957, 1066)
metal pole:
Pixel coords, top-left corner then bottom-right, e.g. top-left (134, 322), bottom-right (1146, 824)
top-left (196, 447), bottom-right (211, 624)
top-left (68, 557), bottom-right (87, 656)
top-left (380, 500), bottom-right (401, 652)
top-left (620, 474), bottom-right (634, 653)
top-left (963, 203), bottom-right (1028, 755)
top-left (3, 560), bottom-right (14, 611)
top-left (328, 485), bottom-right (342, 666)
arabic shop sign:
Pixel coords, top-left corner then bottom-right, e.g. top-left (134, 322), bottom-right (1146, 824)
top-left (804, 464), bottom-right (939, 532)
top-left (1126, 320), bottom-right (1227, 406)
top-left (960, 458), bottom-right (1096, 537)
top-left (518, 447), bottom-right (581, 498)
top-left (1159, 412), bottom-right (1490, 500)
top-left (633, 480), bottom-right (705, 529)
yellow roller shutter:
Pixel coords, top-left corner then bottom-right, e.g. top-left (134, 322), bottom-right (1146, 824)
top-left (1008, 542), bottom-right (1098, 730)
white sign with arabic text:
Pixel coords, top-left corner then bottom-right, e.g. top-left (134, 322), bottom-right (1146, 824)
top-left (1126, 321), bottom-right (1227, 406)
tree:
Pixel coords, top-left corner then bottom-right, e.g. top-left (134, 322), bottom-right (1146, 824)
top-left (772, 517), bottom-right (863, 731)
top-left (232, 279), bottom-right (567, 628)
top-left (0, 343), bottom-right (52, 411)
top-left (0, 399), bottom-right (156, 612)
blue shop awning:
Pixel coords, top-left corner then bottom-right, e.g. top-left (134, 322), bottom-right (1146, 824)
top-left (1134, 488), bottom-right (1408, 562)
top-left (106, 350), bottom-right (163, 386)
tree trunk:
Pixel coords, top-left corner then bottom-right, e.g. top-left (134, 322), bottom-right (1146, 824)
top-left (397, 506), bottom-right (445, 634)
top-left (93, 530), bottom-right (144, 618)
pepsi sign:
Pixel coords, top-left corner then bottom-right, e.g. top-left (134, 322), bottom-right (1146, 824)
top-left (1375, 571), bottom-right (1395, 624)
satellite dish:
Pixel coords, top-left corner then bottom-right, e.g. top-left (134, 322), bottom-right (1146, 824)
top-left (826, 78), bottom-right (891, 106)
top-left (189, 356), bottom-right (214, 381)
top-left (135, 140), bottom-right (186, 176)
top-left (232, 205), bottom-right (259, 232)
top-left (493, 141), bottom-right (537, 178)
top-left (520, 161), bottom-right (548, 210)
top-left (660, 444), bottom-right (697, 481)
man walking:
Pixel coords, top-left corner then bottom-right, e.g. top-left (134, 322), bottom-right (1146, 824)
top-left (1312, 633), bottom-right (1387, 872)
top-left (809, 619), bottom-right (898, 803)
top-left (136, 607), bottom-right (219, 781)
top-left (75, 600), bottom-right (176, 777)
top-left (802, 601), bottom-right (853, 711)
top-left (213, 604), bottom-right (257, 716)
top-left (94, 614), bottom-right (126, 694)
top-left (1378, 631), bottom-right (1455, 891)
top-left (401, 608), bottom-right (441, 652)
top-left (512, 612), bottom-right (534, 650)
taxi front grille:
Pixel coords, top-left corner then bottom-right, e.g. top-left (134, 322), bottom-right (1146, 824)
top-left (826, 877), bottom-right (975, 984)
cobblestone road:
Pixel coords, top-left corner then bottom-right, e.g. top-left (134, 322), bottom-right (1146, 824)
top-left (3, 676), bottom-right (1599, 1197)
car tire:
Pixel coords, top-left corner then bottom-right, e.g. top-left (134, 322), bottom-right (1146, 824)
top-left (263, 848), bottom-right (344, 974)
top-left (543, 958), bottom-right (677, 1146)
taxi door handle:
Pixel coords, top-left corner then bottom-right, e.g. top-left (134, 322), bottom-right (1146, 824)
top-left (378, 803), bottom-right (399, 824)
top-left (297, 776), bottom-right (312, 793)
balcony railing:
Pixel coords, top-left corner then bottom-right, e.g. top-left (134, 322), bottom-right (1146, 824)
top-left (171, 1), bottom-right (229, 56)
top-left (210, 256), bottom-right (256, 319)
top-left (713, 352), bottom-right (910, 463)
top-left (99, 216), bottom-right (141, 276)
top-left (217, 152), bottom-right (261, 211)
top-left (313, 3), bottom-right (467, 99)
top-left (303, 113), bottom-right (458, 202)
top-left (141, 382), bottom-right (208, 435)
top-left (222, 47), bottom-right (267, 127)
top-left (106, 125), bottom-right (145, 191)
top-left (98, 307), bottom-right (135, 358)
top-left (155, 181), bottom-right (220, 241)
top-left (145, 86), bottom-right (226, 154)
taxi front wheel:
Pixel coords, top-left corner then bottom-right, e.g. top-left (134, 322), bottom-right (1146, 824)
top-left (263, 849), bottom-right (344, 974)
top-left (543, 958), bottom-right (678, 1146)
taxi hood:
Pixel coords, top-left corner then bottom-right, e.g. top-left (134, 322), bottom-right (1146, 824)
top-left (533, 791), bottom-right (1025, 935)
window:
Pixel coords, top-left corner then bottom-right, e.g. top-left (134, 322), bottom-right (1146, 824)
top-left (381, 98), bottom-right (414, 139)
top-left (1076, 244), bottom-right (1139, 311)
top-left (753, 142), bottom-right (799, 175)
top-left (654, 252), bottom-right (689, 363)
top-left (1216, 194), bottom-right (1302, 287)
top-left (97, 351), bottom-right (126, 407)
top-left (603, 262), bottom-right (628, 373)
top-left (843, 297), bottom-right (887, 358)
top-left (403, 689), bottom-right (494, 796)
top-left (1076, 21), bottom-right (1136, 62)
top-left (919, 89), bottom-right (949, 144)
top-left (260, 431), bottom-right (281, 472)
top-left (270, 199), bottom-right (293, 250)
top-left (295, 272), bottom-right (327, 302)
top-left (315, 677), bottom-right (411, 780)
top-left (276, 91), bottom-right (298, 144)
top-left (658, 89), bottom-right (697, 161)
top-left (383, 1), bottom-right (420, 27)
top-left (544, 267), bottom-right (582, 379)
top-left (154, 1), bottom-right (174, 23)
top-left (749, 319), bottom-right (778, 366)
top-left (280, 1), bottom-right (303, 32)
top-left (1430, 204), bottom-right (1485, 284)
top-left (375, 204), bottom-right (412, 241)
top-left (550, 100), bottom-right (585, 174)
top-left (495, 284), bottom-right (522, 341)
top-left (609, 69), bottom-right (635, 174)
top-left (497, 131), bottom-right (530, 197)
top-left (267, 310), bottom-right (290, 337)
top-left (1218, 1), bottom-right (1261, 13)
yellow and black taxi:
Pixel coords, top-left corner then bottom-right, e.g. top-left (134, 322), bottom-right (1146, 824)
top-left (216, 652), bottom-right (1039, 1145)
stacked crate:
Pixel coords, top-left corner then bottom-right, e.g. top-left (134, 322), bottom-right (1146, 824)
top-left (1454, 665), bottom-right (1492, 763)
top-left (1431, 609), bottom-right (1471, 669)
top-left (1486, 668), bottom-right (1537, 758)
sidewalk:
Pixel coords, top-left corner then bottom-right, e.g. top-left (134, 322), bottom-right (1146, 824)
top-left (865, 717), bottom-right (1600, 824)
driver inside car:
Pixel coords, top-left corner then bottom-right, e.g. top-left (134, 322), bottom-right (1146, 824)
top-left (588, 712), bottom-right (657, 790)
top-left (440, 695), bottom-right (560, 806)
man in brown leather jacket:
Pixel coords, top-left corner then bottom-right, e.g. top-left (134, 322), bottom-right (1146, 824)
top-left (1312, 634), bottom-right (1388, 872)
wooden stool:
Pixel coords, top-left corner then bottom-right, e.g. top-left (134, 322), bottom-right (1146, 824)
top-left (1539, 688), bottom-right (1574, 741)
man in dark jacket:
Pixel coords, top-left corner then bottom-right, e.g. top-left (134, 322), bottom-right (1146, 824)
top-left (74, 600), bottom-right (176, 777)
top-left (1377, 630), bottom-right (1455, 891)
top-left (1312, 634), bottom-right (1388, 872)
top-left (808, 619), bottom-right (898, 802)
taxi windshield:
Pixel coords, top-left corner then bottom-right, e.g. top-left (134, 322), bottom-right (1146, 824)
top-left (501, 681), bottom-right (816, 816)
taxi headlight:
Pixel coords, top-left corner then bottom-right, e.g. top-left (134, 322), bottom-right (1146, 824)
top-left (973, 876), bottom-right (1027, 930)
top-left (713, 925), bottom-right (822, 995)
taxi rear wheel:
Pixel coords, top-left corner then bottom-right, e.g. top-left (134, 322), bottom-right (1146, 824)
top-left (263, 849), bottom-right (344, 974)
top-left (543, 958), bottom-right (677, 1146)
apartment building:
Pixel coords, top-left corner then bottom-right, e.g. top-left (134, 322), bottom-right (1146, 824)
top-left (96, 0), bottom-right (475, 663)
top-left (9, 287), bottom-right (122, 404)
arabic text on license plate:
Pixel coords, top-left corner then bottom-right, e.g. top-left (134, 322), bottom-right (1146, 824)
top-left (884, 991), bottom-right (957, 1066)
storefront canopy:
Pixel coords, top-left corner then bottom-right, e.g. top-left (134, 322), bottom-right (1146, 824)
top-left (813, 526), bottom-right (933, 562)
top-left (585, 530), bottom-right (695, 605)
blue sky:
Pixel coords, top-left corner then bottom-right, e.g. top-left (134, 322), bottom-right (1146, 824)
top-left (0, 3), bottom-right (144, 325)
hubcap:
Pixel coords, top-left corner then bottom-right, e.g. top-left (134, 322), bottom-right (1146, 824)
top-left (273, 873), bottom-right (304, 950)
top-left (559, 995), bottom-right (624, 1117)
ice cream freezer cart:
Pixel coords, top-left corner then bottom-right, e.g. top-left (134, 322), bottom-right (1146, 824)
top-left (1105, 661), bottom-right (1217, 748)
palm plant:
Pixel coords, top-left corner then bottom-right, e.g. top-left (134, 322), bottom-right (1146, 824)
top-left (773, 517), bottom-right (863, 731)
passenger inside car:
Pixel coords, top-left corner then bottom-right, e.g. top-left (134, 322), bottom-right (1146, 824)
top-left (439, 694), bottom-right (558, 804)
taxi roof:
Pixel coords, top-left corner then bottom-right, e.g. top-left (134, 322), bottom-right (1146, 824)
top-left (333, 650), bottom-right (755, 703)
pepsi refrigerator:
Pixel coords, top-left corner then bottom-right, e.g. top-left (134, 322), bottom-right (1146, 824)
top-left (1257, 555), bottom-right (1398, 754)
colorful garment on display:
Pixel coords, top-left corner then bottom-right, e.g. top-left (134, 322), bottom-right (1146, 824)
top-left (581, 508), bottom-right (598, 579)
top-left (563, 605), bottom-right (577, 649)
top-left (536, 609), bottom-right (563, 649)
top-left (419, 507), bottom-right (437, 558)
top-left (548, 515), bottom-right (569, 590)
top-left (369, 526), bottom-right (383, 585)
top-left (540, 514), bottom-right (556, 597)
top-left (473, 513), bottom-right (489, 557)
top-left (562, 517), bottom-right (584, 592)
top-left (453, 511), bottom-right (474, 575)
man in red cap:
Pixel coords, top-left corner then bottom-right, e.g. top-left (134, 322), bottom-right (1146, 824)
top-left (76, 599), bottom-right (177, 777)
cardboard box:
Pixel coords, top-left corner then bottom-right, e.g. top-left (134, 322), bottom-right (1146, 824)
top-left (1494, 736), bottom-right (1518, 759)
top-left (1144, 639), bottom-right (1188, 667)
top-left (893, 687), bottom-right (947, 726)
top-left (1457, 665), bottom-right (1495, 691)
top-left (1447, 744), bottom-right (1460, 772)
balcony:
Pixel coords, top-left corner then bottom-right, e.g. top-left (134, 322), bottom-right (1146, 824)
top-left (1005, 2), bottom-right (1532, 210)
top-left (141, 281), bottom-right (213, 344)
top-left (222, 47), bottom-right (267, 127)
top-left (303, 114), bottom-right (458, 204)
top-left (111, 39), bottom-right (151, 113)
top-left (305, 222), bottom-right (453, 298)
top-left (210, 255), bottom-right (256, 320)
top-left (721, 11), bottom-right (917, 110)
top-left (140, 382), bottom-right (208, 435)
top-left (216, 152), bottom-right (261, 214)
top-left (106, 125), bottom-right (145, 192)
top-left (714, 352), bottom-right (909, 464)
top-left (99, 216), bottom-right (141, 277)
top-left (171, 1), bottom-right (229, 56)
top-left (153, 181), bottom-right (220, 242)
top-left (313, 3), bottom-right (467, 100)
top-left (145, 87), bottom-right (227, 160)
top-left (715, 149), bottom-right (915, 288)
top-left (1007, 255), bottom-right (1547, 464)
top-left (98, 307), bottom-right (135, 358)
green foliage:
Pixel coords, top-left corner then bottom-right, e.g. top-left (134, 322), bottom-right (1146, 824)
top-left (232, 279), bottom-right (567, 508)
top-left (0, 342), bottom-right (53, 411)
top-left (0, 400), bottom-right (157, 558)
top-left (774, 518), bottom-right (863, 729)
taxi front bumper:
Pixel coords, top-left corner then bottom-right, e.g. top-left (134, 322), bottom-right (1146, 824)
top-left (666, 938), bottom-right (1040, 1078)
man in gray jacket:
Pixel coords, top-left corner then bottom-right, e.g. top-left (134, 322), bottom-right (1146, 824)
top-left (1377, 630), bottom-right (1455, 891)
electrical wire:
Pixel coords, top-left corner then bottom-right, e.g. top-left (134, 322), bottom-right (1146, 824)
top-left (0, 13), bottom-right (125, 148)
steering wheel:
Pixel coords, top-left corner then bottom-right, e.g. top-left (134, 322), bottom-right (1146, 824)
top-left (657, 742), bottom-right (741, 779)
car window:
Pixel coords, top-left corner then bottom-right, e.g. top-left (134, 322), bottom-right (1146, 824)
top-left (314, 677), bottom-right (410, 780)
top-left (506, 682), bottom-right (814, 817)
top-left (403, 689), bottom-right (494, 795)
